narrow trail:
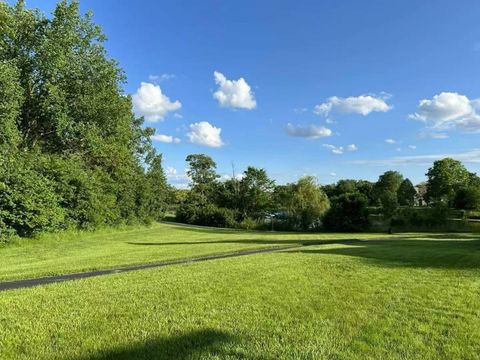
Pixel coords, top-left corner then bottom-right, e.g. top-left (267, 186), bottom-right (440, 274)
top-left (0, 239), bottom-right (364, 292)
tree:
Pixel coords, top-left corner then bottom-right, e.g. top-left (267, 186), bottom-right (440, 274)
top-left (397, 178), bottom-right (416, 206)
top-left (144, 154), bottom-right (169, 220)
top-left (454, 186), bottom-right (480, 210)
top-left (380, 191), bottom-right (399, 233)
top-left (323, 193), bottom-right (370, 232)
top-left (426, 158), bottom-right (470, 205)
top-left (0, 61), bottom-right (22, 150)
top-left (0, 0), bottom-right (163, 239)
top-left (374, 171), bottom-right (403, 204)
top-left (185, 154), bottom-right (219, 204)
top-left (238, 167), bottom-right (275, 219)
top-left (287, 176), bottom-right (330, 230)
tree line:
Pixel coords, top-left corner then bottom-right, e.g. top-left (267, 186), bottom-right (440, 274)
top-left (0, 1), bottom-right (170, 242)
top-left (2, 1), bottom-right (480, 242)
top-left (175, 154), bottom-right (480, 232)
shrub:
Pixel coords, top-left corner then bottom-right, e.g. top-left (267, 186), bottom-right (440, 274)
top-left (0, 155), bottom-right (65, 237)
top-left (323, 193), bottom-right (370, 232)
top-left (177, 203), bottom-right (237, 228)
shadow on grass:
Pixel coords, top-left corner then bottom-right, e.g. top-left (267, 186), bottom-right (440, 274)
top-left (127, 239), bottom-right (363, 246)
top-left (80, 329), bottom-right (256, 360)
top-left (297, 239), bottom-right (480, 269)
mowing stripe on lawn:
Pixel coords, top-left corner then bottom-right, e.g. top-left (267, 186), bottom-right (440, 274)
top-left (0, 239), bottom-right (364, 292)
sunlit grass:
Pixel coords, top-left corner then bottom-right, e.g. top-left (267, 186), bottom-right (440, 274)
top-left (0, 234), bottom-right (479, 359)
top-left (0, 222), bottom-right (436, 281)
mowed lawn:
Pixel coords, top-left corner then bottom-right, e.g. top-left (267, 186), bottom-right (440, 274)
top-left (0, 222), bottom-right (404, 281)
top-left (0, 225), bottom-right (479, 359)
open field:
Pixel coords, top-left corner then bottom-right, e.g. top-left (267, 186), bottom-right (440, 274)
top-left (0, 224), bottom-right (479, 359)
top-left (0, 223), bottom-right (410, 282)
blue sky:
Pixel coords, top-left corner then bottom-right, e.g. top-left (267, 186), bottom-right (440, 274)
top-left (16, 0), bottom-right (480, 187)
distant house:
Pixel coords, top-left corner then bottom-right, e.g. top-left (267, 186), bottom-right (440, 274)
top-left (414, 184), bottom-right (427, 206)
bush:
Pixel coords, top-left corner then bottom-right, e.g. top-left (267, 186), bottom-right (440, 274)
top-left (238, 217), bottom-right (259, 230)
top-left (0, 155), bottom-right (65, 237)
top-left (177, 203), bottom-right (237, 228)
top-left (392, 205), bottom-right (450, 229)
top-left (323, 193), bottom-right (370, 232)
top-left (454, 186), bottom-right (480, 210)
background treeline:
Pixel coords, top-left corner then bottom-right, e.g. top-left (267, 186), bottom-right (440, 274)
top-left (2, 1), bottom-right (480, 242)
top-left (174, 155), bottom-right (480, 232)
top-left (0, 1), bottom-right (170, 242)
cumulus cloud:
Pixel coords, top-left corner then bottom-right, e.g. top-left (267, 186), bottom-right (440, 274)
top-left (385, 138), bottom-right (396, 144)
top-left (151, 134), bottom-right (181, 144)
top-left (286, 123), bottom-right (332, 139)
top-left (132, 82), bottom-right (181, 121)
top-left (329, 172), bottom-right (337, 177)
top-left (409, 92), bottom-right (480, 132)
top-left (213, 71), bottom-right (256, 109)
top-left (314, 94), bottom-right (392, 117)
top-left (323, 143), bottom-right (358, 155)
top-left (187, 121), bottom-right (224, 147)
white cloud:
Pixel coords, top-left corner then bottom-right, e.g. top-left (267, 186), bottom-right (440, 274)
top-left (286, 123), bottom-right (332, 139)
top-left (409, 92), bottom-right (480, 132)
top-left (148, 73), bottom-right (176, 82)
top-left (385, 138), bottom-right (396, 144)
top-left (187, 121), bottom-right (224, 147)
top-left (165, 166), bottom-right (190, 188)
top-left (351, 148), bottom-right (480, 166)
top-left (174, 113), bottom-right (183, 119)
top-left (132, 82), bottom-right (181, 122)
top-left (213, 71), bottom-right (256, 109)
top-left (408, 145), bottom-right (417, 150)
top-left (323, 143), bottom-right (358, 155)
top-left (151, 134), bottom-right (181, 144)
top-left (314, 94), bottom-right (392, 117)
top-left (329, 172), bottom-right (337, 177)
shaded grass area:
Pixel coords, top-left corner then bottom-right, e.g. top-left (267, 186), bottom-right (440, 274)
top-left (0, 235), bottom-right (479, 359)
top-left (0, 222), bottom-right (439, 282)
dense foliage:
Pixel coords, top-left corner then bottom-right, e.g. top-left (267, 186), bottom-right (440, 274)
top-left (0, 1), bottom-right (169, 241)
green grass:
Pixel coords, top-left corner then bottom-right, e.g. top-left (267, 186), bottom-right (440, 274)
top-left (0, 224), bottom-right (479, 359)
top-left (0, 222), bottom-right (409, 281)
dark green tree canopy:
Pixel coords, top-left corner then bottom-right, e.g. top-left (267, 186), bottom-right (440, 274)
top-left (397, 178), bottom-right (417, 206)
top-left (0, 0), bottom-right (168, 240)
top-left (426, 158), bottom-right (470, 205)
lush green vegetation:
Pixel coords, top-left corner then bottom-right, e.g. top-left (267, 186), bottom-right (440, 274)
top-left (2, 1), bottom-right (480, 241)
top-left (0, 0), bottom-right (170, 243)
top-left (0, 225), bottom-right (478, 359)
top-left (0, 222), bottom-right (404, 282)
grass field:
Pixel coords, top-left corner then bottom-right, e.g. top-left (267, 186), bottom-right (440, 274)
top-left (0, 224), bottom-right (479, 359)
top-left (0, 223), bottom-right (404, 281)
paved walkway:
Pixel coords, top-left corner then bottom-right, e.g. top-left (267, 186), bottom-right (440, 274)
top-left (0, 245), bottom-right (298, 292)
top-left (0, 239), bottom-right (366, 292)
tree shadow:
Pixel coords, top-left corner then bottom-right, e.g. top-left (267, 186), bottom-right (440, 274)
top-left (78, 329), bottom-right (258, 360)
top-left (296, 239), bottom-right (480, 269)
top-left (127, 239), bottom-right (364, 247)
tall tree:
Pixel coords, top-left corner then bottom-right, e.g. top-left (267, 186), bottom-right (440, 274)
top-left (287, 176), bottom-right (330, 230)
top-left (185, 154), bottom-right (219, 204)
top-left (426, 158), bottom-right (470, 205)
top-left (397, 178), bottom-right (416, 206)
top-left (374, 171), bottom-right (404, 202)
top-left (239, 167), bottom-right (275, 219)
